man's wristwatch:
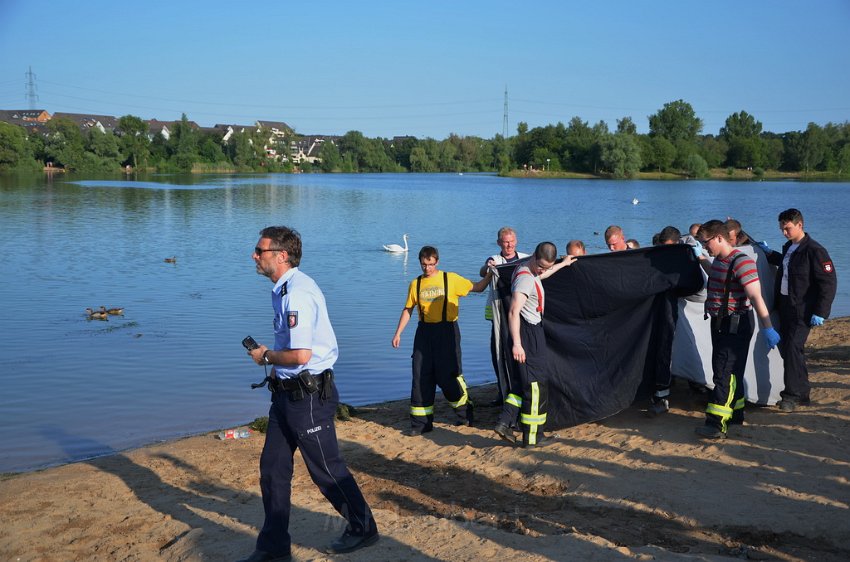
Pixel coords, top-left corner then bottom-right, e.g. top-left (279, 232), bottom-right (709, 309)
top-left (262, 350), bottom-right (271, 365)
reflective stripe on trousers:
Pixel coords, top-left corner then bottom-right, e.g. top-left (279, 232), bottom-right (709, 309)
top-left (520, 381), bottom-right (547, 445)
top-left (705, 376), bottom-right (745, 432)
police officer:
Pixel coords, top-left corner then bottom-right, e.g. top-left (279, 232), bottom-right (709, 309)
top-left (239, 226), bottom-right (378, 562)
top-left (760, 209), bottom-right (837, 412)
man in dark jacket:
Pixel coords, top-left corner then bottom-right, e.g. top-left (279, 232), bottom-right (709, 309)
top-left (761, 208), bottom-right (837, 412)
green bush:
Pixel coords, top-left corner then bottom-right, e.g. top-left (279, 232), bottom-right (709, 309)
top-left (249, 417), bottom-right (269, 433)
top-left (684, 154), bottom-right (710, 178)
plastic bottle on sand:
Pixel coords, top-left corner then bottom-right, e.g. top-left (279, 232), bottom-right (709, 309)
top-left (217, 428), bottom-right (251, 440)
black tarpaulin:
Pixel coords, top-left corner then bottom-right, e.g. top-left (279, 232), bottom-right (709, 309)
top-left (493, 244), bottom-right (705, 429)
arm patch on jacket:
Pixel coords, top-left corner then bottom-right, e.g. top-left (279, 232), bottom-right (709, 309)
top-left (823, 261), bottom-right (834, 273)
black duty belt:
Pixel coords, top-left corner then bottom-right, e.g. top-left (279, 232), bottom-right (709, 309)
top-left (253, 369), bottom-right (334, 400)
top-left (710, 312), bottom-right (748, 334)
top-left (276, 374), bottom-right (323, 392)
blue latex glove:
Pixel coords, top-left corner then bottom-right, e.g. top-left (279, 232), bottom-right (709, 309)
top-left (691, 244), bottom-right (702, 258)
top-left (755, 240), bottom-right (770, 253)
top-left (763, 327), bottom-right (780, 349)
top-left (810, 314), bottom-right (824, 327)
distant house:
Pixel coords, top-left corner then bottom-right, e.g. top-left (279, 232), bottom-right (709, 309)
top-left (213, 123), bottom-right (254, 144)
top-left (290, 135), bottom-right (338, 164)
top-left (256, 120), bottom-right (292, 139)
top-left (51, 112), bottom-right (118, 134)
top-left (197, 125), bottom-right (221, 138)
top-left (255, 120), bottom-right (295, 159)
top-left (174, 119), bottom-right (201, 130)
top-left (146, 119), bottom-right (171, 141)
top-left (145, 118), bottom-right (202, 141)
top-left (0, 109), bottom-right (51, 134)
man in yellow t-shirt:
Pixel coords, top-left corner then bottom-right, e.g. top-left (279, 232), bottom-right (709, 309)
top-left (392, 245), bottom-right (493, 436)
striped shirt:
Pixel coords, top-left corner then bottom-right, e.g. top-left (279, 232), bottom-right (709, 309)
top-left (705, 249), bottom-right (759, 317)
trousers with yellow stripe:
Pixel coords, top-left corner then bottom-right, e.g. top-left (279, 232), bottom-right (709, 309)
top-left (705, 311), bottom-right (753, 432)
top-left (410, 321), bottom-right (472, 431)
top-left (497, 318), bottom-right (548, 446)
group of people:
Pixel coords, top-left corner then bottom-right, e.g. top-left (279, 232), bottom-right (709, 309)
top-left (391, 211), bottom-right (836, 449)
top-left (235, 209), bottom-right (835, 561)
top-left (603, 212), bottom-right (836, 438)
top-left (390, 228), bottom-right (575, 448)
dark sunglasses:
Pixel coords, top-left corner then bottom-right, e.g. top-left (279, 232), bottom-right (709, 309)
top-left (255, 247), bottom-right (282, 255)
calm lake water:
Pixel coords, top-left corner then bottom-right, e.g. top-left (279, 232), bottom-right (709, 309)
top-left (1, 172), bottom-right (848, 473)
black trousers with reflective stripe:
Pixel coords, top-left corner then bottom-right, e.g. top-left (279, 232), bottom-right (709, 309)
top-left (706, 311), bottom-right (753, 429)
top-left (498, 318), bottom-right (548, 443)
top-left (410, 321), bottom-right (467, 429)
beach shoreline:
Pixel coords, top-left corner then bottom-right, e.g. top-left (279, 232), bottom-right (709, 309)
top-left (2, 318), bottom-right (849, 561)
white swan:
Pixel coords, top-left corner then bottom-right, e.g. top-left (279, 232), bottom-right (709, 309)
top-left (632, 197), bottom-right (639, 205)
top-left (383, 233), bottom-right (409, 253)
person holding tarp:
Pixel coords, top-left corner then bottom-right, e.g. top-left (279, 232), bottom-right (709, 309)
top-left (645, 225), bottom-right (694, 416)
top-left (493, 242), bottom-right (574, 447)
top-left (490, 242), bottom-right (704, 431)
top-left (480, 227), bottom-right (529, 406)
top-left (695, 220), bottom-right (781, 439)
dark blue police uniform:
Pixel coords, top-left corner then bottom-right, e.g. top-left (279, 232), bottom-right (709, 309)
top-left (255, 268), bottom-right (376, 557)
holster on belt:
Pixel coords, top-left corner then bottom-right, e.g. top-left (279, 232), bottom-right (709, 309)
top-left (710, 314), bottom-right (740, 334)
top-left (254, 370), bottom-right (334, 401)
top-left (299, 370), bottom-right (320, 393)
top-left (321, 369), bottom-right (334, 400)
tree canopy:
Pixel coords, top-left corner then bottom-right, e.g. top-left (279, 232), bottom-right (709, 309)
top-left (1, 99), bottom-right (848, 177)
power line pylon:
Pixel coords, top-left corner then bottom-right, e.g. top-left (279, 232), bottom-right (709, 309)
top-left (26, 66), bottom-right (39, 109)
top-left (502, 85), bottom-right (509, 138)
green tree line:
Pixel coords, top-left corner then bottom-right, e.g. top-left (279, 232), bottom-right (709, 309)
top-left (513, 100), bottom-right (850, 178)
top-left (1, 100), bottom-right (849, 177)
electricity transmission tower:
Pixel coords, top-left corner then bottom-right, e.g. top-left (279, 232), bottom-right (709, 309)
top-left (502, 85), bottom-right (509, 138)
top-left (25, 66), bottom-right (39, 109)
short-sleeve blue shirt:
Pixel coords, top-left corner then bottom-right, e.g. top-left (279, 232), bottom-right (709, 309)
top-left (271, 267), bottom-right (338, 379)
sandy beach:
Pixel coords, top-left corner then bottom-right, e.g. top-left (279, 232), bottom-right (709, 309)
top-left (2, 318), bottom-right (849, 562)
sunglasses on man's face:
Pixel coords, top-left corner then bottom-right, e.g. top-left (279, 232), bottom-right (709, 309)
top-left (255, 247), bottom-right (282, 255)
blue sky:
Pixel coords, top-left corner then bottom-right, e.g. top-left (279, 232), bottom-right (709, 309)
top-left (1, 0), bottom-right (848, 139)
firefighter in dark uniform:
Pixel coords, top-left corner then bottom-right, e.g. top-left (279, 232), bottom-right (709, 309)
top-left (759, 208), bottom-right (837, 412)
top-left (392, 246), bottom-right (493, 435)
top-left (695, 220), bottom-right (781, 439)
top-left (493, 242), bottom-right (575, 447)
top-left (239, 226), bottom-right (378, 562)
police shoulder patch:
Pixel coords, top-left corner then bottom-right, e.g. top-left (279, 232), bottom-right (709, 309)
top-left (287, 311), bottom-right (298, 328)
top-left (823, 261), bottom-right (834, 273)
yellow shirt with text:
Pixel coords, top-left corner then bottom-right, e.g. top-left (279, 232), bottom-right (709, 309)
top-left (405, 272), bottom-right (473, 323)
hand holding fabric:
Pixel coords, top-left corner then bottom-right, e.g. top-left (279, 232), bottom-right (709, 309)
top-left (755, 241), bottom-right (771, 254)
top-left (763, 327), bottom-right (780, 349)
top-left (810, 314), bottom-right (825, 327)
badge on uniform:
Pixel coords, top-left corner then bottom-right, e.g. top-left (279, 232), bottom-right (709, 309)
top-left (288, 311), bottom-right (299, 328)
top-left (823, 261), bottom-right (834, 273)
